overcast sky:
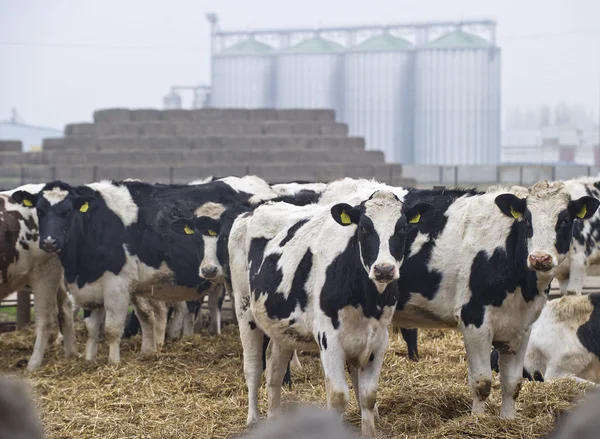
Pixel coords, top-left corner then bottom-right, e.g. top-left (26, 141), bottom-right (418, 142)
top-left (1, 0), bottom-right (599, 130)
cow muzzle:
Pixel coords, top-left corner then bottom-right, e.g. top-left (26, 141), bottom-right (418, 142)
top-left (200, 265), bottom-right (220, 280)
top-left (41, 236), bottom-right (59, 253)
top-left (371, 263), bottom-right (398, 283)
top-left (528, 252), bottom-right (554, 272)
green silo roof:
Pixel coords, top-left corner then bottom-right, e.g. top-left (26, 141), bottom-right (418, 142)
top-left (351, 33), bottom-right (413, 52)
top-left (426, 30), bottom-right (490, 48)
top-left (221, 38), bottom-right (274, 55)
top-left (284, 37), bottom-right (344, 53)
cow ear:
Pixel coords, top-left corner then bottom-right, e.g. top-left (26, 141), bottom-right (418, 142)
top-left (11, 191), bottom-right (36, 208)
top-left (74, 196), bottom-right (94, 214)
top-left (194, 216), bottom-right (220, 237)
top-left (331, 203), bottom-right (359, 226)
top-left (405, 203), bottom-right (435, 227)
top-left (495, 194), bottom-right (526, 219)
top-left (170, 218), bottom-right (195, 235)
top-left (568, 196), bottom-right (600, 220)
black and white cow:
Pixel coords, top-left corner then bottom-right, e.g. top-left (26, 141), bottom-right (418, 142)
top-left (228, 190), bottom-right (434, 437)
top-left (390, 180), bottom-right (599, 418)
top-left (0, 184), bottom-right (76, 370)
top-left (12, 179), bottom-right (266, 364)
top-left (552, 177), bottom-right (600, 295)
top-left (521, 293), bottom-right (600, 384)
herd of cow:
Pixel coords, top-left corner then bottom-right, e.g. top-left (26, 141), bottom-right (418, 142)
top-left (2, 174), bottom-right (600, 437)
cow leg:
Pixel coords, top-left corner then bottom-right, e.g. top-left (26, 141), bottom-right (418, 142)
top-left (182, 303), bottom-right (195, 337)
top-left (357, 329), bottom-right (388, 438)
top-left (321, 338), bottom-right (350, 417)
top-left (291, 350), bottom-right (302, 371)
top-left (347, 363), bottom-right (360, 407)
top-left (225, 284), bottom-right (238, 325)
top-left (151, 300), bottom-right (167, 350)
top-left (166, 302), bottom-right (185, 341)
top-left (558, 278), bottom-right (569, 295)
top-left (130, 296), bottom-right (157, 356)
top-left (103, 283), bottom-right (131, 364)
top-left (462, 326), bottom-right (493, 415)
top-left (208, 288), bottom-right (222, 336)
top-left (566, 253), bottom-right (587, 295)
top-left (56, 283), bottom-right (77, 358)
top-left (400, 328), bottom-right (419, 362)
top-left (266, 341), bottom-right (294, 419)
top-left (84, 308), bottom-right (105, 362)
top-left (27, 276), bottom-right (59, 371)
top-left (498, 334), bottom-right (530, 418)
top-left (194, 293), bottom-right (207, 332)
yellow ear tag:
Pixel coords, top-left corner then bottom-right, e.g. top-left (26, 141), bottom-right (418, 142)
top-left (409, 213), bottom-right (421, 224)
top-left (577, 205), bottom-right (587, 219)
top-left (79, 202), bottom-right (89, 213)
top-left (184, 225), bottom-right (194, 235)
top-left (510, 206), bottom-right (522, 219)
top-left (23, 199), bottom-right (33, 207)
top-left (340, 210), bottom-right (351, 225)
top-left (208, 229), bottom-right (217, 237)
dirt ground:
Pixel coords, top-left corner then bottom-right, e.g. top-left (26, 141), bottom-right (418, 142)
top-left (0, 320), bottom-right (590, 439)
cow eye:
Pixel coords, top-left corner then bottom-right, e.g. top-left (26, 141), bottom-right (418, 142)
top-left (561, 217), bottom-right (571, 228)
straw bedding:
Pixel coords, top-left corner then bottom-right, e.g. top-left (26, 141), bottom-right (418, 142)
top-left (0, 322), bottom-right (590, 439)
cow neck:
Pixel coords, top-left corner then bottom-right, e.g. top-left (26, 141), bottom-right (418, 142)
top-left (320, 234), bottom-right (399, 329)
top-left (504, 219), bottom-right (541, 301)
top-left (59, 197), bottom-right (127, 288)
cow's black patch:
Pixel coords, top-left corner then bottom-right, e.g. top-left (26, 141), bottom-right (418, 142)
top-left (289, 318), bottom-right (296, 326)
top-left (249, 321), bottom-right (257, 330)
top-left (358, 216), bottom-right (379, 269)
top-left (321, 332), bottom-right (327, 350)
top-left (369, 353), bottom-right (375, 362)
top-left (320, 234), bottom-right (399, 329)
top-left (555, 209), bottom-right (576, 255)
top-left (396, 189), bottom-right (480, 309)
top-left (576, 293), bottom-right (600, 360)
top-left (461, 220), bottom-right (537, 328)
top-left (279, 219), bottom-right (309, 247)
top-left (250, 245), bottom-right (312, 320)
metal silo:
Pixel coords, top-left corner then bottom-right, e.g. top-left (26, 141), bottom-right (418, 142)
top-left (414, 30), bottom-right (501, 165)
top-left (343, 32), bottom-right (414, 163)
top-left (211, 38), bottom-right (276, 108)
top-left (276, 37), bottom-right (344, 120)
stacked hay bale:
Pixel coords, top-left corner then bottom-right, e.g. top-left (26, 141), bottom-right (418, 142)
top-left (0, 108), bottom-right (416, 188)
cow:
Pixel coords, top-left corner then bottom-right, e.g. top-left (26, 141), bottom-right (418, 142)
top-left (0, 184), bottom-right (77, 371)
top-left (391, 180), bottom-right (599, 418)
top-left (553, 177), bottom-right (600, 296)
top-left (228, 189), bottom-right (435, 437)
top-left (0, 375), bottom-right (44, 439)
top-left (11, 179), bottom-right (265, 364)
top-left (543, 388), bottom-right (600, 439)
top-left (521, 293), bottom-right (600, 384)
top-left (236, 404), bottom-right (359, 439)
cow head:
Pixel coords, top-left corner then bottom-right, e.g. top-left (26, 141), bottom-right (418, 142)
top-left (12, 181), bottom-right (92, 253)
top-left (330, 190), bottom-right (434, 291)
top-left (170, 202), bottom-right (250, 283)
top-left (495, 180), bottom-right (599, 274)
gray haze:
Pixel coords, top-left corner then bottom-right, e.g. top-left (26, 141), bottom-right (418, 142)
top-left (1, 0), bottom-right (599, 130)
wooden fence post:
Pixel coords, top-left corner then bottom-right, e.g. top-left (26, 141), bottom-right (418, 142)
top-left (16, 289), bottom-right (31, 329)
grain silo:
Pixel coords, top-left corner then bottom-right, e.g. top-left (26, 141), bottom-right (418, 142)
top-left (276, 36), bottom-right (344, 120)
top-left (343, 32), bottom-right (414, 163)
top-left (414, 30), bottom-right (501, 165)
top-left (211, 37), bottom-right (276, 108)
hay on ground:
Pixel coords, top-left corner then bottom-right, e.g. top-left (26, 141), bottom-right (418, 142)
top-left (0, 323), bottom-right (591, 439)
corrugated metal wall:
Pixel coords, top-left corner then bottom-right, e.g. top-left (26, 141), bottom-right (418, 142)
top-left (413, 47), bottom-right (501, 165)
top-left (275, 53), bottom-right (343, 120)
top-left (211, 55), bottom-right (276, 108)
top-left (344, 50), bottom-right (414, 163)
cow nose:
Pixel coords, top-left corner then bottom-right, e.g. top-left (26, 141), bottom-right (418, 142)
top-left (41, 236), bottom-right (58, 253)
top-left (528, 252), bottom-right (553, 272)
top-left (373, 263), bottom-right (396, 281)
top-left (200, 266), bottom-right (219, 279)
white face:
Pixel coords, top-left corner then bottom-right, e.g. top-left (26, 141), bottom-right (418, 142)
top-left (42, 188), bottom-right (68, 206)
top-left (199, 234), bottom-right (223, 281)
top-left (358, 191), bottom-right (405, 291)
